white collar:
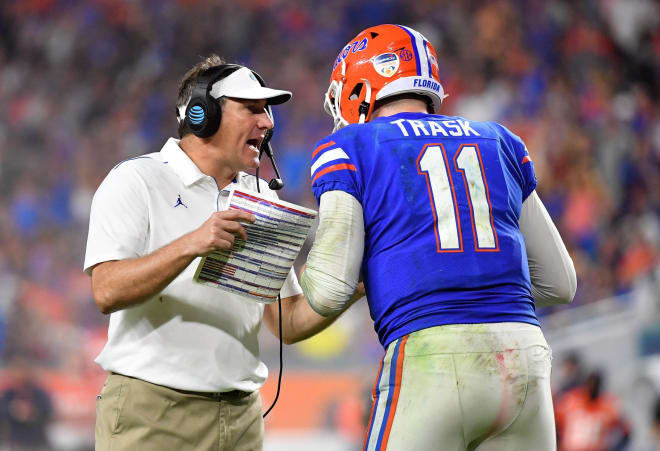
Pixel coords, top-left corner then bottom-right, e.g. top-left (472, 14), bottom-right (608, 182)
top-left (160, 138), bottom-right (207, 187)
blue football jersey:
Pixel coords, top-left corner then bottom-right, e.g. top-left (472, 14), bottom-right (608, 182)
top-left (311, 112), bottom-right (540, 346)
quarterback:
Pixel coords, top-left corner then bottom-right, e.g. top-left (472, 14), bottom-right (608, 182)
top-left (300, 24), bottom-right (577, 450)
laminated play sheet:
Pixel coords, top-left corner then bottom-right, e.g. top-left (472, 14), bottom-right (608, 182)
top-left (193, 187), bottom-right (317, 303)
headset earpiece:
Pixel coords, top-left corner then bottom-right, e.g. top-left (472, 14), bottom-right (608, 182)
top-left (186, 88), bottom-right (221, 138)
top-left (185, 64), bottom-right (242, 138)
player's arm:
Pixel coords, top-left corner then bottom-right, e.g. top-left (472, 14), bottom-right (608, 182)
top-left (262, 190), bottom-right (365, 343)
top-left (90, 210), bottom-right (254, 314)
top-left (300, 190), bottom-right (364, 316)
top-left (520, 190), bottom-right (577, 306)
top-left (262, 285), bottom-right (364, 345)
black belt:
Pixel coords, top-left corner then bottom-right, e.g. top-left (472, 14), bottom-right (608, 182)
top-left (111, 373), bottom-right (252, 400)
top-left (173, 387), bottom-right (253, 400)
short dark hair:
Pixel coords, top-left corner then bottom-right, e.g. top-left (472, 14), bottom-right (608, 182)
top-left (176, 54), bottom-right (227, 138)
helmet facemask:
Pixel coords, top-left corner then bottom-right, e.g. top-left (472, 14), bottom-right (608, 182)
top-left (324, 78), bottom-right (348, 133)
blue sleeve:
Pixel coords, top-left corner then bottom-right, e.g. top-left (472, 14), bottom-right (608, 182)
top-left (492, 123), bottom-right (537, 201)
top-left (310, 132), bottom-right (362, 205)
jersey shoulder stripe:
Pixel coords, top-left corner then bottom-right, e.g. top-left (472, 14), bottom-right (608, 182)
top-left (312, 163), bottom-right (357, 182)
top-left (312, 140), bottom-right (336, 158)
top-left (311, 147), bottom-right (350, 176)
top-left (311, 134), bottom-right (358, 181)
top-left (311, 128), bottom-right (364, 202)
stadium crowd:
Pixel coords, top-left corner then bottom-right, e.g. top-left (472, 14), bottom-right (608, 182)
top-left (0, 0), bottom-right (658, 448)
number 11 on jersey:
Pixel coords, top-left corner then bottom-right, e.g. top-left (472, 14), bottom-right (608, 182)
top-left (417, 143), bottom-right (499, 253)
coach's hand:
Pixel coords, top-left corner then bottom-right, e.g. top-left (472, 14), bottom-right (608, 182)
top-left (185, 210), bottom-right (256, 255)
top-left (91, 210), bottom-right (254, 314)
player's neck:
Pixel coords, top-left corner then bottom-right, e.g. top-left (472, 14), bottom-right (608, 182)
top-left (371, 98), bottom-right (428, 120)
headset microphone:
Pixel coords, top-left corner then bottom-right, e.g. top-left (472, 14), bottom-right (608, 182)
top-left (256, 128), bottom-right (284, 192)
top-left (264, 141), bottom-right (284, 190)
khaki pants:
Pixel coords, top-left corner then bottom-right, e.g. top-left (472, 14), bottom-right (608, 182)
top-left (95, 373), bottom-right (263, 451)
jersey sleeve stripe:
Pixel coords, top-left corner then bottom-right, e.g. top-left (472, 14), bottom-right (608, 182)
top-left (312, 163), bottom-right (357, 182)
top-left (311, 147), bottom-right (350, 176)
top-left (312, 141), bottom-right (336, 158)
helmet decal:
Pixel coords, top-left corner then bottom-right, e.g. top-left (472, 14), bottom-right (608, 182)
top-left (333, 37), bottom-right (368, 70)
top-left (373, 53), bottom-right (400, 78)
top-left (398, 49), bottom-right (413, 62)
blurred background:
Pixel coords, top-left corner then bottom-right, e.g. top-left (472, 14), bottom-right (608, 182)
top-left (0, 0), bottom-right (658, 449)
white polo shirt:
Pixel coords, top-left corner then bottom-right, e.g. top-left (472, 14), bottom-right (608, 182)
top-left (84, 138), bottom-right (302, 392)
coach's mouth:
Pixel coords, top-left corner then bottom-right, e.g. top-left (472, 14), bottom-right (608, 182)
top-left (247, 138), bottom-right (260, 152)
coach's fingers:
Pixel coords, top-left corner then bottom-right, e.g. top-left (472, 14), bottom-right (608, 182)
top-left (216, 209), bottom-right (256, 223)
top-left (213, 230), bottom-right (236, 250)
top-left (219, 220), bottom-right (248, 241)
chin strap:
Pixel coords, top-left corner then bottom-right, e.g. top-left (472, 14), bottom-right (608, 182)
top-left (357, 78), bottom-right (372, 124)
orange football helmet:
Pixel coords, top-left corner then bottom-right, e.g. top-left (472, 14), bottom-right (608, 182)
top-left (324, 24), bottom-right (448, 131)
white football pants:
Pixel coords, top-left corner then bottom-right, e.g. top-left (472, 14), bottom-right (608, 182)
top-left (363, 322), bottom-right (555, 451)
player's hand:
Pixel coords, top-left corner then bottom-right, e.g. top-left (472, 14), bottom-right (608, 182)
top-left (185, 210), bottom-right (256, 255)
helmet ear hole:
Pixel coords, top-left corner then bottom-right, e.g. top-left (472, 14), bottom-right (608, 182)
top-left (348, 83), bottom-right (363, 101)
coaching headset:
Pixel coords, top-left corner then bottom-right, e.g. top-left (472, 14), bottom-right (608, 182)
top-left (177, 64), bottom-right (289, 190)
